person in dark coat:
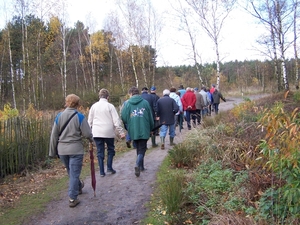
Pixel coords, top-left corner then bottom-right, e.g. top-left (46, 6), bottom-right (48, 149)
top-left (212, 88), bottom-right (226, 114)
top-left (141, 87), bottom-right (158, 147)
top-left (150, 86), bottom-right (160, 136)
top-left (157, 89), bottom-right (179, 149)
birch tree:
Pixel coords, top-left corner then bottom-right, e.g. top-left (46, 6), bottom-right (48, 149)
top-left (248, 0), bottom-right (294, 91)
top-left (185, 0), bottom-right (237, 89)
top-left (104, 13), bottom-right (127, 92)
top-left (173, 0), bottom-right (204, 86)
top-left (7, 25), bottom-right (17, 109)
top-left (292, 0), bottom-right (299, 88)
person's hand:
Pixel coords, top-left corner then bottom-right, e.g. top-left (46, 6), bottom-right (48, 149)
top-left (120, 133), bottom-right (126, 139)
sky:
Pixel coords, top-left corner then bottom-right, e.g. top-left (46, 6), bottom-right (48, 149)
top-left (0, 0), bottom-right (268, 67)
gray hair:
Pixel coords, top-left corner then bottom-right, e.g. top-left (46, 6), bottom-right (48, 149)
top-left (163, 89), bottom-right (170, 95)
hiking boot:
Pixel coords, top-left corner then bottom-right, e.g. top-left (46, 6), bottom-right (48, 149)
top-left (107, 169), bottom-right (116, 174)
top-left (69, 198), bottom-right (80, 208)
top-left (152, 144), bottom-right (158, 148)
top-left (126, 141), bottom-right (131, 148)
top-left (161, 143), bottom-right (165, 150)
top-left (140, 167), bottom-right (146, 172)
top-left (135, 167), bottom-right (140, 177)
top-left (79, 180), bottom-right (84, 195)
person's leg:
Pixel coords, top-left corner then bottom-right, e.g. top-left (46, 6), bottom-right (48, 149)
top-left (94, 137), bottom-right (106, 176)
top-left (197, 109), bottom-right (202, 124)
top-left (135, 139), bottom-right (147, 175)
top-left (169, 124), bottom-right (176, 145)
top-left (106, 138), bottom-right (116, 174)
top-left (185, 110), bottom-right (191, 130)
top-left (68, 154), bottom-right (83, 205)
top-left (60, 155), bottom-right (70, 175)
top-left (159, 124), bottom-right (168, 149)
top-left (215, 103), bottom-right (220, 114)
top-left (191, 110), bottom-right (196, 127)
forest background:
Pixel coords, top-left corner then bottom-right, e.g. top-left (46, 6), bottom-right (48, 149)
top-left (0, 0), bottom-right (299, 111)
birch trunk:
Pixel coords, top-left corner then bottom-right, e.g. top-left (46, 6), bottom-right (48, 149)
top-left (293, 1), bottom-right (299, 88)
top-left (8, 28), bottom-right (17, 109)
top-left (130, 46), bottom-right (139, 88)
top-left (276, 0), bottom-right (289, 90)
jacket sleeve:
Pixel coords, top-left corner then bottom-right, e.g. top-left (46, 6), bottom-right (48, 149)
top-left (79, 115), bottom-right (94, 142)
top-left (111, 105), bottom-right (125, 136)
top-left (49, 116), bottom-right (59, 157)
top-left (173, 99), bottom-right (179, 114)
top-left (87, 105), bottom-right (94, 128)
top-left (220, 93), bottom-right (226, 102)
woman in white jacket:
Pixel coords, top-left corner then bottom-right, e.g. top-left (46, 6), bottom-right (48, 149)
top-left (88, 89), bottom-right (125, 177)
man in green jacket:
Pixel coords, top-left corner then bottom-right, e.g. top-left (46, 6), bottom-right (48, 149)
top-left (121, 86), bottom-right (154, 177)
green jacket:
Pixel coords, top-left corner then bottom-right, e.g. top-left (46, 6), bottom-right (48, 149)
top-left (121, 95), bottom-right (154, 140)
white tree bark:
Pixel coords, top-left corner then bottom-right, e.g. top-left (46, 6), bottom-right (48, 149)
top-left (7, 27), bottom-right (17, 109)
top-left (185, 0), bottom-right (236, 89)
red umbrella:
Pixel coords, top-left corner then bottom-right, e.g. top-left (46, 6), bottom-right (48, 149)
top-left (89, 143), bottom-right (96, 197)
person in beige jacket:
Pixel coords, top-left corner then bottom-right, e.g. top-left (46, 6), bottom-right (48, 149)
top-left (88, 89), bottom-right (125, 177)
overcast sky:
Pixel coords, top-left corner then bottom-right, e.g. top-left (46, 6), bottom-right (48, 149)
top-left (0, 0), bottom-right (275, 66)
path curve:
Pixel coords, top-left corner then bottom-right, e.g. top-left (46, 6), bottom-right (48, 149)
top-left (27, 95), bottom-right (265, 225)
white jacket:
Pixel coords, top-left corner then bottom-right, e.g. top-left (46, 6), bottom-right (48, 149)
top-left (170, 92), bottom-right (183, 115)
top-left (88, 98), bottom-right (124, 138)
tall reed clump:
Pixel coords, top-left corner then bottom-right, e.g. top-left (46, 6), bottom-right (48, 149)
top-left (0, 104), bottom-right (55, 178)
top-left (257, 102), bottom-right (300, 224)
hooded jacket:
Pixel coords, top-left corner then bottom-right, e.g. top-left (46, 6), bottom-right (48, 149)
top-left (121, 95), bottom-right (154, 140)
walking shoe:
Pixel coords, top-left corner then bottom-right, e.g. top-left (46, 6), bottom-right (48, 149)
top-left (69, 198), bottom-right (80, 208)
top-left (161, 144), bottom-right (165, 150)
top-left (107, 169), bottom-right (116, 174)
top-left (100, 173), bottom-right (106, 177)
top-left (135, 167), bottom-right (140, 177)
top-left (140, 167), bottom-right (146, 172)
top-left (79, 180), bottom-right (84, 195)
top-left (126, 141), bottom-right (131, 148)
top-left (152, 144), bottom-right (158, 148)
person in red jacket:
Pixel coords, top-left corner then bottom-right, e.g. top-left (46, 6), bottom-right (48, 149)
top-left (181, 87), bottom-right (196, 130)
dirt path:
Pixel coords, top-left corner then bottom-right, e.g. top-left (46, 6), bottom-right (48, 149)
top-left (27, 95), bottom-right (264, 225)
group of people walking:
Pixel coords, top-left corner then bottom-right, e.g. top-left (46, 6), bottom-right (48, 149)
top-left (48, 84), bottom-right (225, 208)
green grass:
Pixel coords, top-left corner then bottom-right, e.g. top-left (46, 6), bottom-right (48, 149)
top-left (0, 140), bottom-right (128, 225)
top-left (0, 157), bottom-right (96, 225)
top-left (0, 174), bottom-right (69, 225)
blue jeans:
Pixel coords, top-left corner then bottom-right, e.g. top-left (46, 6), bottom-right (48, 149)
top-left (160, 124), bottom-right (176, 137)
top-left (60, 154), bottom-right (84, 200)
top-left (94, 138), bottom-right (115, 175)
top-left (202, 107), bottom-right (208, 116)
